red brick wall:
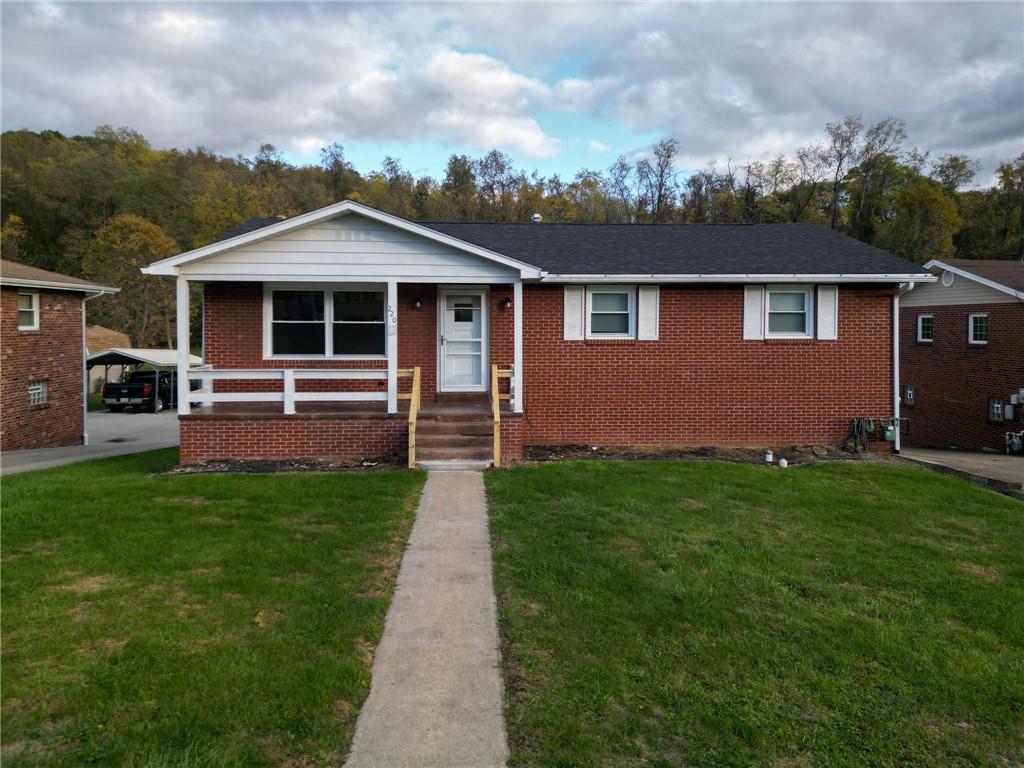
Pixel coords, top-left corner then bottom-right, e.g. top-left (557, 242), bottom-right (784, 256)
top-left (195, 281), bottom-right (896, 460)
top-left (204, 282), bottom-right (514, 399)
top-left (1, 286), bottom-right (84, 450)
top-left (179, 414), bottom-right (406, 464)
top-left (516, 284), bottom-right (895, 450)
top-left (900, 301), bottom-right (1024, 452)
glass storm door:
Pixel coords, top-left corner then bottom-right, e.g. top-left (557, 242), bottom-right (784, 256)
top-left (439, 290), bottom-right (486, 391)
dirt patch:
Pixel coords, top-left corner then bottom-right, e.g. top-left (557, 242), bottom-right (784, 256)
top-left (523, 444), bottom-right (879, 465)
top-left (254, 610), bottom-right (283, 628)
top-left (354, 636), bottom-right (375, 667)
top-left (155, 495), bottom-right (210, 506)
top-left (957, 561), bottom-right (1002, 582)
top-left (59, 575), bottom-right (116, 594)
top-left (163, 455), bottom-right (405, 475)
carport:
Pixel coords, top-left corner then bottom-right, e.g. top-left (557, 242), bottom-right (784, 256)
top-left (87, 348), bottom-right (202, 413)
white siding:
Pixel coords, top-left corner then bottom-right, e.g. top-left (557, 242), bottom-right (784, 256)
top-left (179, 214), bottom-right (519, 281)
top-left (901, 273), bottom-right (1018, 307)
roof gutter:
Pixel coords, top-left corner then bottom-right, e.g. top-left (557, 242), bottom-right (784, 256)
top-left (540, 273), bottom-right (938, 284)
top-left (2, 277), bottom-right (119, 294)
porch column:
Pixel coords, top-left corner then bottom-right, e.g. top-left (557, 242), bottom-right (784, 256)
top-left (386, 280), bottom-right (398, 414)
top-left (513, 279), bottom-right (523, 413)
top-left (176, 275), bottom-right (191, 416)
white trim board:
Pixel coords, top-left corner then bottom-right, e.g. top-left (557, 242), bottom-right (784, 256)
top-left (544, 273), bottom-right (935, 284)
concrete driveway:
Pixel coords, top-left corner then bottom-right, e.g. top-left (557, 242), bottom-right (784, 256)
top-left (1, 410), bottom-right (180, 476)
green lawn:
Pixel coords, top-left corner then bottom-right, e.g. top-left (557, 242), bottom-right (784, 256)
top-left (2, 450), bottom-right (424, 767)
top-left (88, 392), bottom-right (105, 411)
top-left (486, 460), bottom-right (1024, 768)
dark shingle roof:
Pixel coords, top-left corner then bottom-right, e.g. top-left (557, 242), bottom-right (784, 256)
top-left (940, 259), bottom-right (1024, 293)
top-left (0, 259), bottom-right (117, 292)
top-left (216, 216), bottom-right (285, 242)
top-left (421, 222), bottom-right (925, 275)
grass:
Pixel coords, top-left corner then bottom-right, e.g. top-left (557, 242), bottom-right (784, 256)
top-left (486, 460), bottom-right (1024, 767)
top-left (88, 392), bottom-right (105, 411)
top-left (1, 449), bottom-right (425, 767)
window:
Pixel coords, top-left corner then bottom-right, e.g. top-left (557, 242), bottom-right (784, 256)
top-left (989, 397), bottom-right (1004, 423)
top-left (917, 314), bottom-right (934, 343)
top-left (28, 379), bottom-right (47, 405)
top-left (969, 314), bottom-right (988, 345)
top-left (267, 286), bottom-right (387, 358)
top-left (586, 286), bottom-right (634, 338)
top-left (17, 291), bottom-right (39, 330)
top-left (271, 290), bottom-right (325, 355)
top-left (333, 291), bottom-right (385, 355)
top-left (903, 385), bottom-right (915, 407)
top-left (765, 286), bottom-right (813, 338)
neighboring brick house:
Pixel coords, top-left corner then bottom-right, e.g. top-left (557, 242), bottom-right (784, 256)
top-left (1, 261), bottom-right (118, 451)
top-left (141, 200), bottom-right (934, 466)
top-left (900, 259), bottom-right (1024, 453)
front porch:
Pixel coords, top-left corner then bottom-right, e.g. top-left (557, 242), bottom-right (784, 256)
top-left (145, 201), bottom-right (542, 467)
top-left (175, 280), bottom-right (525, 467)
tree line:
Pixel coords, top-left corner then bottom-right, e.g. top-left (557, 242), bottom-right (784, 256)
top-left (1, 118), bottom-right (1021, 346)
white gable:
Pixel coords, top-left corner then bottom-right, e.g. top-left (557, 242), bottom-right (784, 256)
top-left (143, 201), bottom-right (542, 282)
top-left (177, 213), bottom-right (520, 282)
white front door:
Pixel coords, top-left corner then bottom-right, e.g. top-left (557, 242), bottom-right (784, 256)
top-left (439, 289), bottom-right (487, 391)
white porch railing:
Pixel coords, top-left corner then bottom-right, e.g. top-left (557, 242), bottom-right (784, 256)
top-left (188, 367), bottom-right (388, 414)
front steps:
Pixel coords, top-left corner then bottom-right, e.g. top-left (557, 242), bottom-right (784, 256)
top-left (415, 400), bottom-right (494, 466)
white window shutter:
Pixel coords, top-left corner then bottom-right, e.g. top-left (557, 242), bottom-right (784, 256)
top-left (563, 285), bottom-right (584, 340)
top-left (743, 285), bottom-right (764, 340)
top-left (817, 285), bottom-right (838, 340)
top-left (637, 286), bottom-right (659, 340)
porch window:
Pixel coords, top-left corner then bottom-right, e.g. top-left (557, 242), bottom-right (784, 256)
top-left (586, 286), bottom-right (634, 338)
top-left (333, 291), bottom-right (385, 355)
top-left (271, 290), bottom-right (325, 355)
top-left (766, 286), bottom-right (813, 338)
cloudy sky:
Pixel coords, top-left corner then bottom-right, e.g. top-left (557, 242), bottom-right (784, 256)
top-left (2, 2), bottom-right (1022, 182)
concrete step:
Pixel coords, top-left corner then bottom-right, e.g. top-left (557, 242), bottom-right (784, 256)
top-left (417, 459), bottom-right (493, 471)
top-left (417, 420), bottom-right (494, 437)
top-left (416, 433), bottom-right (493, 449)
top-left (416, 446), bottom-right (493, 461)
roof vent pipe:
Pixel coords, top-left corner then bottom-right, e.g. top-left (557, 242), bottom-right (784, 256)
top-left (531, 213), bottom-right (543, 223)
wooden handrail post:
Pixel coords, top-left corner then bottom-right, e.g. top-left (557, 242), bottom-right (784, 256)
top-left (408, 366), bottom-right (421, 469)
top-left (491, 364), bottom-right (501, 468)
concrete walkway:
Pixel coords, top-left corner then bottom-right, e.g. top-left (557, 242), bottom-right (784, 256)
top-left (900, 448), bottom-right (1024, 500)
top-left (1, 411), bottom-right (180, 476)
top-left (345, 470), bottom-right (508, 768)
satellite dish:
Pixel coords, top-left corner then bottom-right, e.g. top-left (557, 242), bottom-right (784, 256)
top-left (941, 270), bottom-right (955, 287)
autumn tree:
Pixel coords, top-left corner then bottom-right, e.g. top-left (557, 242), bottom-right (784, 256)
top-left (82, 214), bottom-right (179, 346)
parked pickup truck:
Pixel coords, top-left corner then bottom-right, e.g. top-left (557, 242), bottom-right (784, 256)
top-left (102, 371), bottom-right (196, 412)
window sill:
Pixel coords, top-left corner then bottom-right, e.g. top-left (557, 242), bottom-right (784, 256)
top-left (916, 339), bottom-right (934, 345)
top-left (18, 328), bottom-right (40, 334)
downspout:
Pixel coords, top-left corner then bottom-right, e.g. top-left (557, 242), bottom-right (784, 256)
top-left (892, 290), bottom-right (901, 454)
top-left (81, 290), bottom-right (105, 446)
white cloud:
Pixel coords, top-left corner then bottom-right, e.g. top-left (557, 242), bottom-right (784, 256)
top-left (588, 139), bottom-right (610, 153)
top-left (0, 2), bottom-right (1020, 175)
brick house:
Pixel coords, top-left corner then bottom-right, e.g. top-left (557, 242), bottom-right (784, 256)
top-left (141, 200), bottom-right (933, 466)
top-left (899, 259), bottom-right (1024, 453)
top-left (1, 261), bottom-right (118, 451)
